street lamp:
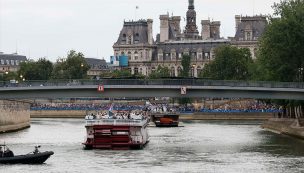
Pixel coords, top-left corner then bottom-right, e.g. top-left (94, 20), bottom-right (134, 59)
top-left (23, 78), bottom-right (25, 81)
top-left (5, 71), bottom-right (8, 75)
top-left (20, 75), bottom-right (23, 78)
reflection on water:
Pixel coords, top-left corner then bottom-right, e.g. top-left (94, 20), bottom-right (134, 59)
top-left (0, 119), bottom-right (304, 173)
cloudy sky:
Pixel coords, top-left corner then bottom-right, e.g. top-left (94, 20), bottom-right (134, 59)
top-left (0, 0), bottom-right (280, 62)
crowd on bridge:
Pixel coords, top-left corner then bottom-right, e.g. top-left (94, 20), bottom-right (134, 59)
top-left (31, 101), bottom-right (282, 113)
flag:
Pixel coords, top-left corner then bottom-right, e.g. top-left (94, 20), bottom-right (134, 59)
top-left (136, 6), bottom-right (139, 9)
top-left (108, 103), bottom-right (114, 117)
top-left (109, 104), bottom-right (114, 111)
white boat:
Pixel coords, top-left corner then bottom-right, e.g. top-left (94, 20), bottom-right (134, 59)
top-left (83, 111), bottom-right (149, 150)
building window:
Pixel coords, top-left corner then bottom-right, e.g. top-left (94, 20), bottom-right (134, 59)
top-left (204, 53), bottom-right (210, 60)
top-left (191, 67), bottom-right (195, 77)
top-left (134, 51), bottom-right (138, 60)
top-left (158, 54), bottom-right (163, 61)
top-left (1, 60), bottom-right (4, 65)
top-left (198, 53), bottom-right (202, 60)
top-left (152, 67), bottom-right (156, 72)
top-left (170, 67), bottom-right (175, 77)
top-left (11, 60), bottom-right (14, 65)
top-left (139, 68), bottom-right (142, 74)
top-left (246, 32), bottom-right (251, 41)
top-left (121, 52), bottom-right (125, 55)
top-left (197, 66), bottom-right (202, 76)
top-left (122, 34), bottom-right (127, 43)
top-left (134, 67), bottom-right (139, 75)
top-left (177, 67), bottom-right (182, 76)
top-left (134, 33), bottom-right (139, 44)
top-left (127, 52), bottom-right (132, 60)
top-left (171, 52), bottom-right (176, 60)
top-left (6, 60), bottom-right (9, 65)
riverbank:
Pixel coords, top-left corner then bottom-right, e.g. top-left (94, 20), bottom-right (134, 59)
top-left (31, 110), bottom-right (273, 120)
top-left (261, 118), bottom-right (304, 140)
top-left (0, 100), bottom-right (30, 133)
top-left (180, 112), bottom-right (273, 120)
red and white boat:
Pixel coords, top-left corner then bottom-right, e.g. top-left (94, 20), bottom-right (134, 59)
top-left (83, 111), bottom-right (149, 150)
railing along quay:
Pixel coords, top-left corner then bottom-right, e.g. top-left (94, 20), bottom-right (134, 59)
top-left (0, 79), bottom-right (304, 89)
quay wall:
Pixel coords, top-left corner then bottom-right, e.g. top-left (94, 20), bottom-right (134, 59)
top-left (261, 118), bottom-right (304, 139)
top-left (31, 110), bottom-right (86, 118)
top-left (0, 100), bottom-right (30, 133)
top-left (180, 112), bottom-right (273, 120)
top-left (31, 110), bottom-right (273, 120)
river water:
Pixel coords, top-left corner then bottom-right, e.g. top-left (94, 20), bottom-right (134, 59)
top-left (1, 119), bottom-right (304, 173)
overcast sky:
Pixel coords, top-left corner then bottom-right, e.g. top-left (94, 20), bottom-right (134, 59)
top-left (0, 0), bottom-right (280, 62)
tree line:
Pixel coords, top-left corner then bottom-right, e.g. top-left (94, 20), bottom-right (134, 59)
top-left (0, 50), bottom-right (90, 82)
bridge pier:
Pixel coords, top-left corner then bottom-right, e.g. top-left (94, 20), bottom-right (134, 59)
top-left (0, 100), bottom-right (30, 133)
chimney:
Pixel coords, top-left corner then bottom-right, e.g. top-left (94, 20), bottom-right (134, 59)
top-left (159, 15), bottom-right (169, 42)
top-left (201, 20), bottom-right (210, 40)
top-left (147, 19), bottom-right (153, 45)
top-left (235, 15), bottom-right (241, 33)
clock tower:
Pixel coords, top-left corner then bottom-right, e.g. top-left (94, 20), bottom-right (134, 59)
top-left (184, 0), bottom-right (199, 39)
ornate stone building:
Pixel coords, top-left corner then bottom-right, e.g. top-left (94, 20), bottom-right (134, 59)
top-left (113, 0), bottom-right (264, 77)
top-left (0, 52), bottom-right (27, 74)
top-left (113, 19), bottom-right (155, 76)
top-left (231, 15), bottom-right (267, 59)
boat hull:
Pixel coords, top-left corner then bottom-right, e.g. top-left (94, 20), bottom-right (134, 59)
top-left (152, 114), bottom-right (179, 127)
top-left (0, 151), bottom-right (54, 164)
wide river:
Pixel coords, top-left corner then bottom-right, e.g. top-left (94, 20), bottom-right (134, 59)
top-left (1, 119), bottom-right (304, 173)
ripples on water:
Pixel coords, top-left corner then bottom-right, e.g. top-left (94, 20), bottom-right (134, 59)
top-left (0, 119), bottom-right (304, 173)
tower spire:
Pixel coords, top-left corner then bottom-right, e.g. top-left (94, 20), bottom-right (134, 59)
top-left (188, 0), bottom-right (194, 9)
top-left (184, 0), bottom-right (199, 39)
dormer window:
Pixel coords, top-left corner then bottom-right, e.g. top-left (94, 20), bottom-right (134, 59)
top-left (134, 33), bottom-right (139, 44)
top-left (122, 34), bottom-right (127, 42)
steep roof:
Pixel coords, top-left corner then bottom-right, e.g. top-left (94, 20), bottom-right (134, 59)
top-left (114, 20), bottom-right (149, 45)
top-left (235, 16), bottom-right (267, 41)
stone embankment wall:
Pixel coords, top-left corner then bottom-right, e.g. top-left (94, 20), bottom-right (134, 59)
top-left (0, 100), bottom-right (30, 133)
top-left (31, 110), bottom-right (86, 118)
top-left (261, 118), bottom-right (304, 139)
top-left (180, 112), bottom-right (273, 120)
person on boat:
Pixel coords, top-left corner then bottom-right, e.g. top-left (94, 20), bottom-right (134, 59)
top-left (33, 146), bottom-right (40, 154)
top-left (3, 147), bottom-right (14, 157)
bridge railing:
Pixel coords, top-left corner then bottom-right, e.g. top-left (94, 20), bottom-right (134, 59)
top-left (0, 79), bottom-right (304, 89)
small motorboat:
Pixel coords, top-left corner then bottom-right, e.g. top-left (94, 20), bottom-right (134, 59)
top-left (0, 145), bottom-right (54, 164)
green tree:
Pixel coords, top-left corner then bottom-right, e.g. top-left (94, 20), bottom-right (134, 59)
top-left (256, 0), bottom-right (304, 82)
top-left (181, 55), bottom-right (191, 77)
top-left (255, 0), bottom-right (304, 118)
top-left (200, 45), bottom-right (253, 80)
top-left (18, 58), bottom-right (53, 80)
top-left (149, 65), bottom-right (170, 79)
top-left (2, 72), bottom-right (18, 81)
top-left (52, 50), bottom-right (90, 79)
top-left (112, 69), bottom-right (132, 78)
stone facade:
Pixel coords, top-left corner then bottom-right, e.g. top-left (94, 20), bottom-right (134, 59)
top-left (85, 58), bottom-right (109, 79)
top-left (113, 0), bottom-right (266, 77)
